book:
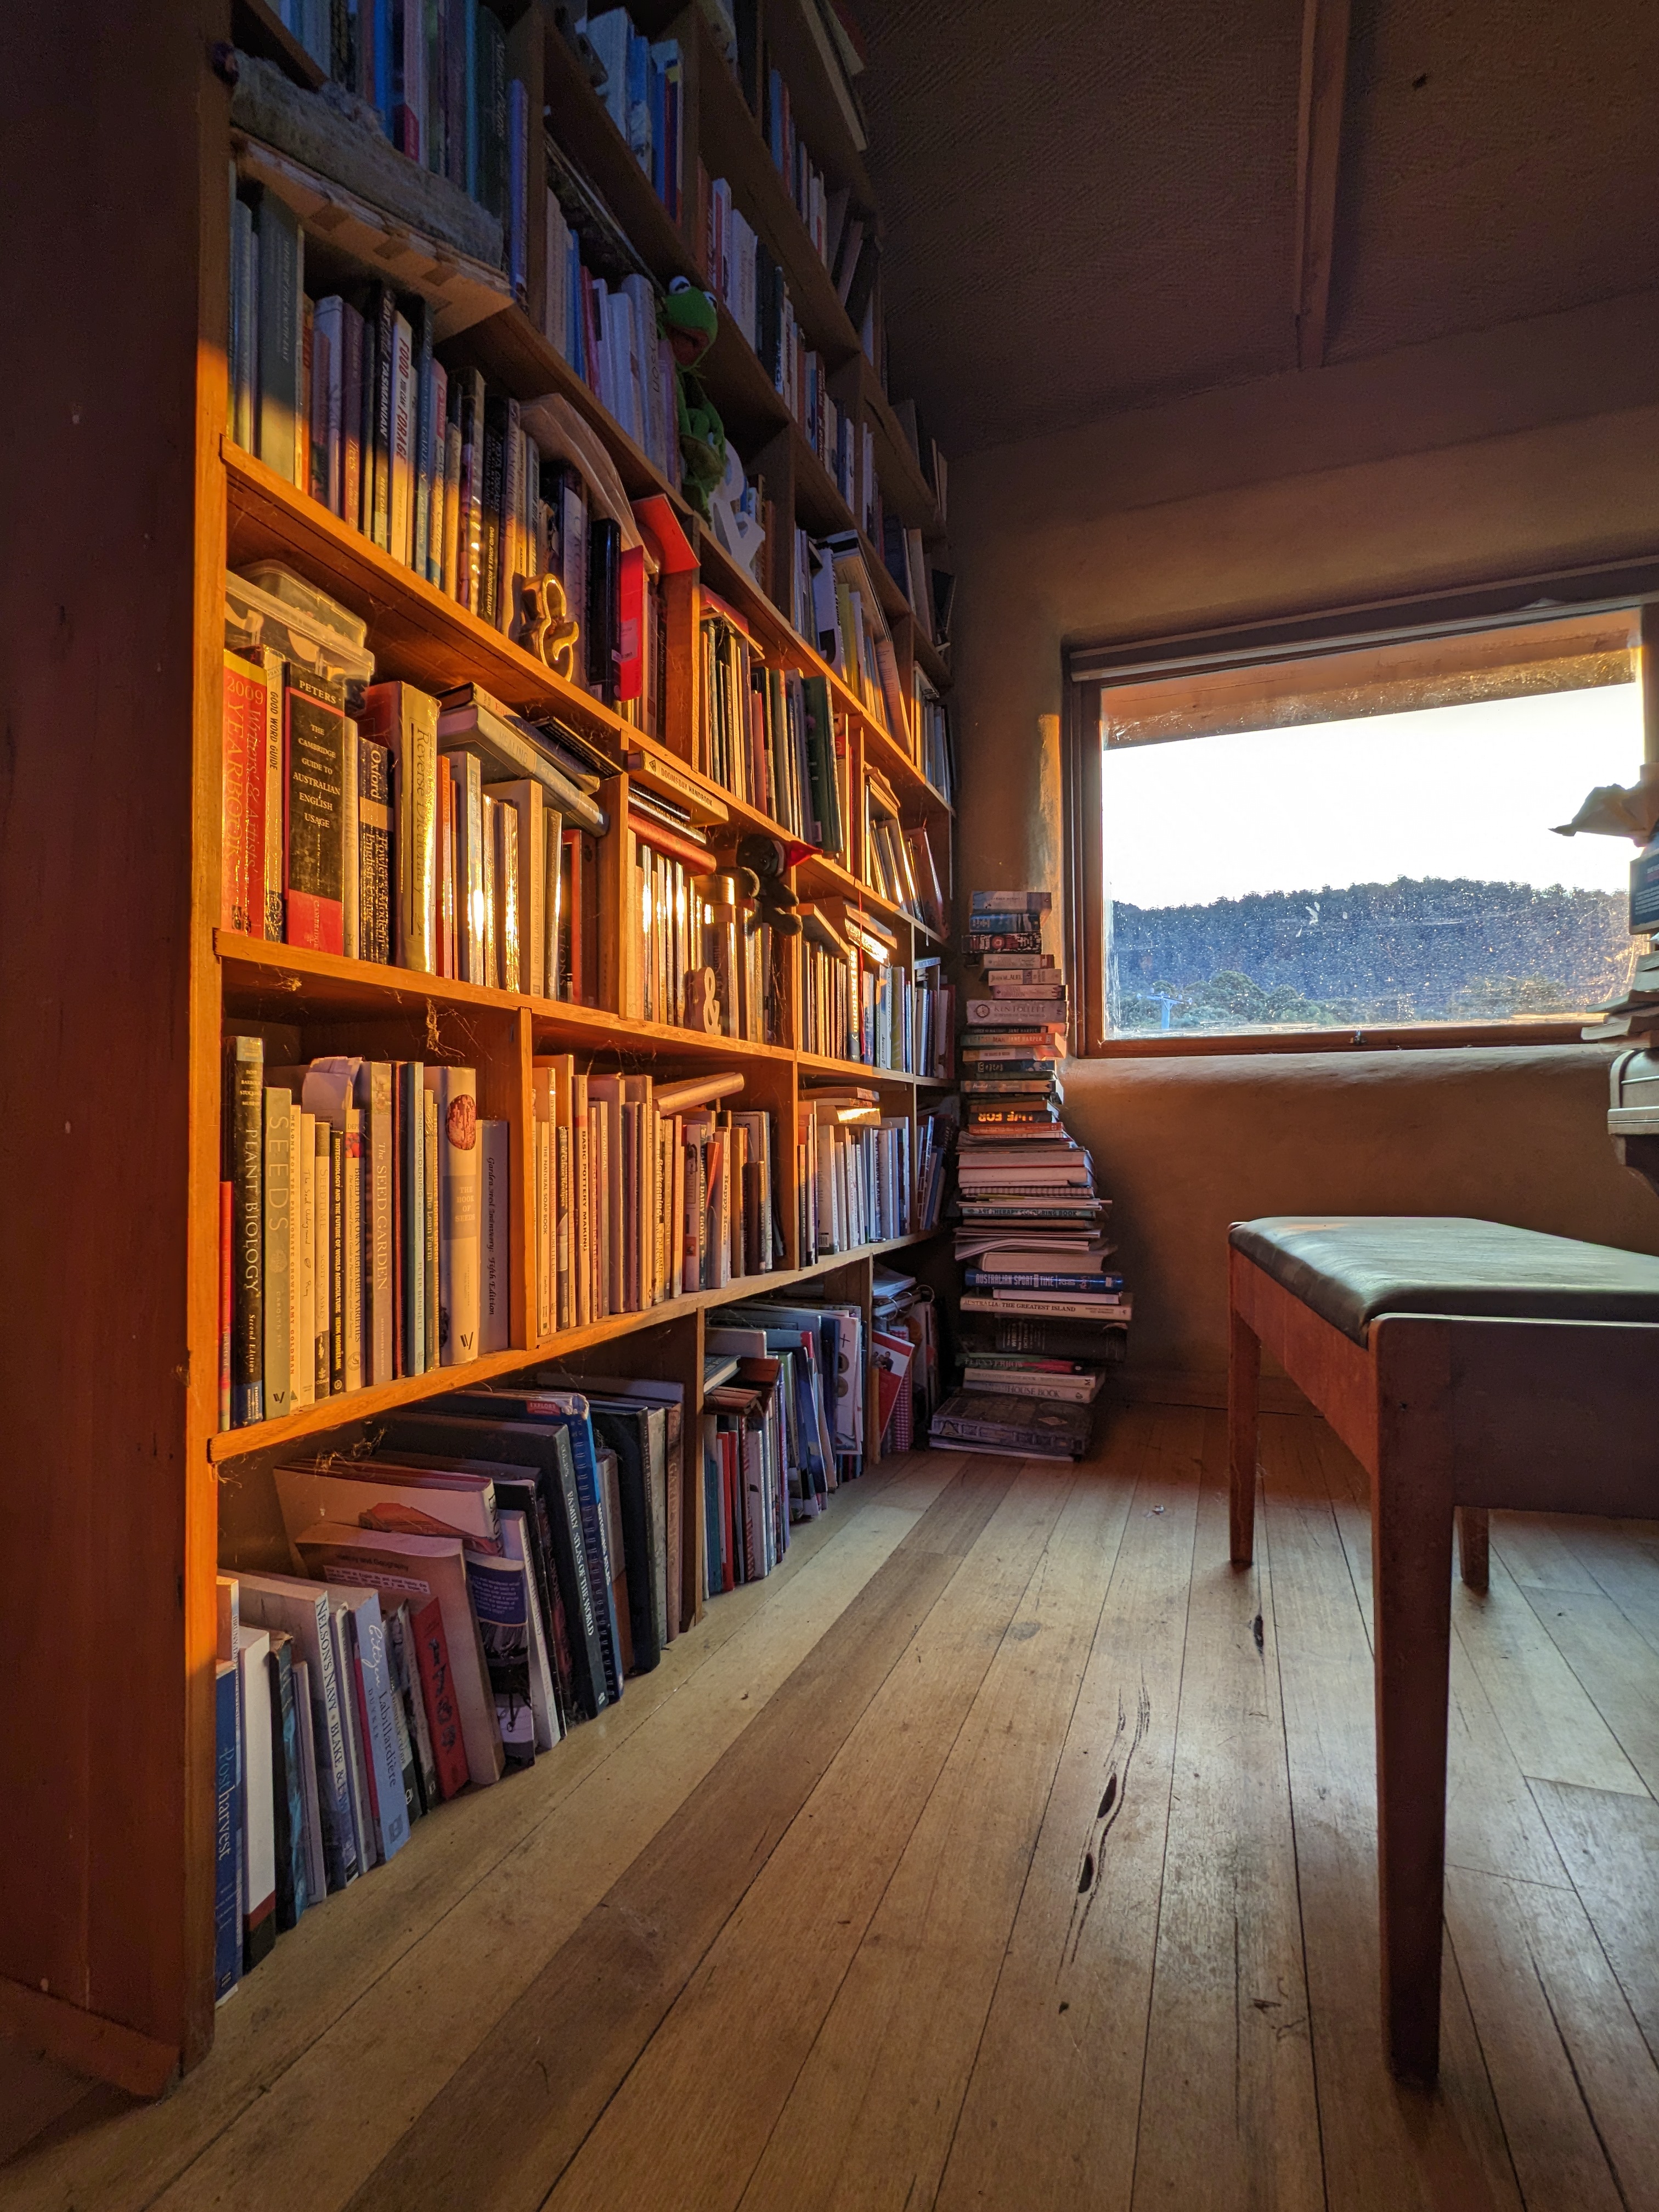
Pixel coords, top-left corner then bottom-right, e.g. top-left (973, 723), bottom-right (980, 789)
top-left (234, 1626), bottom-right (276, 1972)
top-left (929, 1390), bottom-right (1092, 1458)
top-left (213, 1661), bottom-right (242, 2002)
top-left (281, 665), bottom-right (348, 952)
top-left (294, 1522), bottom-right (503, 1792)
top-left (426, 1064), bottom-right (481, 1364)
top-left (235, 1571), bottom-right (359, 1892)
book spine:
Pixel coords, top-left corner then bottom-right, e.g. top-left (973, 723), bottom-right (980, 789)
top-left (343, 1103), bottom-right (365, 1391)
top-left (402, 1061), bottom-right (425, 1373)
top-left (253, 191), bottom-right (300, 482)
top-left (410, 1596), bottom-right (470, 1801)
top-left (213, 1662), bottom-right (241, 2000)
top-left (357, 736), bottom-right (393, 964)
top-left (262, 1088), bottom-right (292, 1420)
top-left (340, 715), bottom-right (359, 960)
top-left (369, 1062), bottom-right (394, 1384)
top-left (433, 1064), bottom-right (480, 1364)
top-left (481, 1118), bottom-right (510, 1354)
top-left (313, 1121), bottom-right (331, 1396)
top-left (424, 1082), bottom-right (441, 1373)
top-left (963, 1272), bottom-right (1124, 1292)
top-left (281, 664), bottom-right (347, 953)
top-left (330, 1125), bottom-right (345, 1392)
top-left (227, 1037), bottom-right (264, 1424)
top-left (390, 312), bottom-right (415, 565)
top-left (266, 1639), bottom-right (308, 1928)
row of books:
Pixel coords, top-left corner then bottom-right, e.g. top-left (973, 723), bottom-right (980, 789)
top-left (529, 1064), bottom-right (780, 1333)
top-left (704, 1288), bottom-right (867, 1578)
top-left (630, 822), bottom-right (774, 1040)
top-left (228, 201), bottom-right (665, 715)
top-left (698, 603), bottom-right (847, 850)
top-left (539, 210), bottom-right (682, 493)
top-left (933, 891), bottom-right (1126, 1462)
top-left (232, 199), bottom-right (532, 620)
top-left (797, 1101), bottom-right (916, 1262)
top-left (871, 1263), bottom-right (943, 1453)
top-left (914, 670), bottom-right (954, 801)
top-left (222, 577), bottom-right (608, 991)
top-left (581, 12), bottom-right (686, 222)
top-left (219, 1043), bottom-right (510, 1431)
top-left (703, 171), bottom-right (868, 513)
top-left (881, 515), bottom-right (955, 658)
top-left (263, 0), bottom-right (526, 245)
top-left (215, 1375), bottom-right (695, 1994)
top-left (862, 777), bottom-right (949, 935)
top-left (799, 908), bottom-right (951, 1074)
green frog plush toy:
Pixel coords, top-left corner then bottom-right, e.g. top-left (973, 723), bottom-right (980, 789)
top-left (661, 275), bottom-right (726, 518)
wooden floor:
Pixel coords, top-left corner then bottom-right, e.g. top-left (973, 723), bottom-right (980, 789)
top-left (7, 1402), bottom-right (1659, 2209)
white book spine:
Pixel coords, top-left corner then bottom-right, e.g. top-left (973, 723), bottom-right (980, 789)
top-left (428, 1065), bottom-right (481, 1363)
top-left (481, 1118), bottom-right (511, 1353)
top-left (291, 1108), bottom-right (311, 1408)
top-left (313, 1127), bottom-right (330, 1397)
top-left (343, 1103), bottom-right (364, 1392)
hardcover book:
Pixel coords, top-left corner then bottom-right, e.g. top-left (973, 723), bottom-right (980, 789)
top-left (282, 665), bottom-right (347, 952)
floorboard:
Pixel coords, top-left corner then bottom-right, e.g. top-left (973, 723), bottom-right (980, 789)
top-left (8, 1416), bottom-right (1659, 2211)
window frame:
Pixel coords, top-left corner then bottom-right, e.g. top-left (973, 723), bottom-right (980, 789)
top-left (1061, 557), bottom-right (1659, 1058)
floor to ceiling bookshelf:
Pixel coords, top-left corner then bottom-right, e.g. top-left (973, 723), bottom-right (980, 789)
top-left (1, 0), bottom-right (955, 2094)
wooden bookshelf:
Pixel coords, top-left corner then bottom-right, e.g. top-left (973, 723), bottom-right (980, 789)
top-left (1, 0), bottom-right (957, 2097)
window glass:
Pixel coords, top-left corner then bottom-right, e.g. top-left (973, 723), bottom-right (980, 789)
top-left (1102, 673), bottom-right (1643, 1037)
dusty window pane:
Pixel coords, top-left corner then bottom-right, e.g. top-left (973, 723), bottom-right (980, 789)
top-left (1101, 684), bottom-right (1642, 1036)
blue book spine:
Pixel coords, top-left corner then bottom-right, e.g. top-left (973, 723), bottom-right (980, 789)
top-left (352, 1604), bottom-right (411, 1859)
top-left (374, 0), bottom-right (393, 128)
top-left (964, 1271), bottom-right (1125, 1293)
top-left (552, 1408), bottom-right (624, 1702)
top-left (213, 1665), bottom-right (242, 2001)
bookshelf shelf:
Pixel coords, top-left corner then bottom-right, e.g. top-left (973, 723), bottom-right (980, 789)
top-left (208, 1229), bottom-right (944, 1464)
top-left (796, 1050), bottom-right (925, 1085)
top-left (218, 934), bottom-right (799, 1066)
top-left (224, 441), bottom-right (633, 736)
top-left (692, 13), bottom-right (862, 363)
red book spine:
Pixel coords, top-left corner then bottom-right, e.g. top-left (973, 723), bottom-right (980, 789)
top-left (411, 1596), bottom-right (470, 1801)
top-left (218, 1181), bottom-right (233, 1431)
top-left (221, 652), bottom-right (257, 933)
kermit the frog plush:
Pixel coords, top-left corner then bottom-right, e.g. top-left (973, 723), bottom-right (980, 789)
top-left (661, 276), bottom-right (727, 518)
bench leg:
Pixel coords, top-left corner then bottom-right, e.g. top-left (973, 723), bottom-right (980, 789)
top-left (1373, 1319), bottom-right (1456, 2084)
top-left (1457, 1506), bottom-right (1489, 1592)
top-left (1229, 1301), bottom-right (1260, 1566)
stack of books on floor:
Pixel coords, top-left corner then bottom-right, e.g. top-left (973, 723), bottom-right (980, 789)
top-left (930, 890), bottom-right (1128, 1464)
top-left (213, 1375), bottom-right (689, 2000)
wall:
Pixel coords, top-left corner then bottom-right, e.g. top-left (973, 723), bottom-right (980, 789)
top-left (946, 295), bottom-right (1659, 1386)
top-left (1064, 1047), bottom-right (1659, 1393)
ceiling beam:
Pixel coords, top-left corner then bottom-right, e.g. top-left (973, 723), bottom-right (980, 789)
top-left (1294, 0), bottom-right (1352, 370)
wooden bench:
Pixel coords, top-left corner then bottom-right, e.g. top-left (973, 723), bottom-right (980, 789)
top-left (1226, 1215), bottom-right (1659, 2082)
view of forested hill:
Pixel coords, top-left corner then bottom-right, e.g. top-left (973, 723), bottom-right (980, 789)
top-left (1109, 877), bottom-right (1630, 1031)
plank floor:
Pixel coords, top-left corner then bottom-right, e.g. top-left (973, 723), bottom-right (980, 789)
top-left (7, 1404), bottom-right (1659, 2209)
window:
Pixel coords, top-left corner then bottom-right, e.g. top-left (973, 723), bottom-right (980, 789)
top-left (1070, 606), bottom-right (1646, 1047)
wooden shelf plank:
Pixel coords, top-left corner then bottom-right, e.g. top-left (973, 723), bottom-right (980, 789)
top-left (796, 1051), bottom-right (924, 1085)
top-left (210, 1230), bottom-right (943, 1462)
top-left (217, 932), bottom-right (798, 1063)
top-left (225, 440), bottom-right (638, 737)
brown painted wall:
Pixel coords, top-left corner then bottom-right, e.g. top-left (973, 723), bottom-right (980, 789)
top-left (946, 301), bottom-right (1659, 1383)
top-left (1065, 1047), bottom-right (1659, 1392)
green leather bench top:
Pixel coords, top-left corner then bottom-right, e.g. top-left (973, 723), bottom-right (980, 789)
top-left (1231, 1216), bottom-right (1659, 1344)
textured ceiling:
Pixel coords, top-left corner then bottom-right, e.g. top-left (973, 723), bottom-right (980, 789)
top-left (860, 0), bottom-right (1659, 458)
